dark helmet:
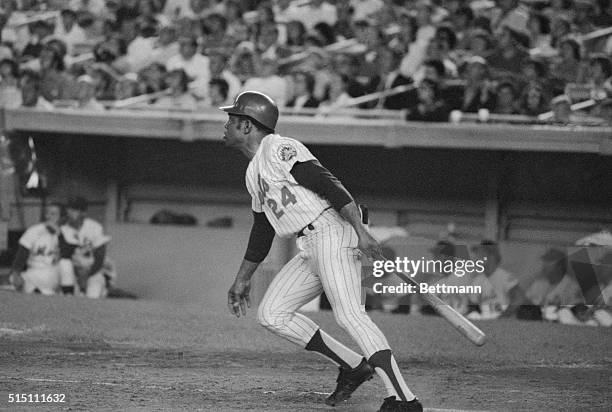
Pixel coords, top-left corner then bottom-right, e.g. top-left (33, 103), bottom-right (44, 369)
top-left (219, 91), bottom-right (279, 131)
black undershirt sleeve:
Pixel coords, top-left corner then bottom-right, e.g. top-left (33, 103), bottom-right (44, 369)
top-left (290, 160), bottom-right (353, 211)
top-left (59, 234), bottom-right (77, 259)
top-left (244, 211), bottom-right (276, 263)
top-left (89, 245), bottom-right (106, 277)
top-left (11, 245), bottom-right (29, 272)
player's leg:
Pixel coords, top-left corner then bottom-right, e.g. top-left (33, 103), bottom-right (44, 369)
top-left (85, 272), bottom-right (108, 298)
top-left (257, 252), bottom-right (363, 369)
top-left (58, 258), bottom-right (76, 294)
top-left (313, 221), bottom-right (417, 403)
top-left (21, 268), bottom-right (60, 295)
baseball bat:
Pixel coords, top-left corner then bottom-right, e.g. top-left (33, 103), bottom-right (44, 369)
top-left (359, 205), bottom-right (486, 346)
top-left (389, 267), bottom-right (486, 346)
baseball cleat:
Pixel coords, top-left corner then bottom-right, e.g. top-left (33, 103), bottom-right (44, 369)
top-left (377, 396), bottom-right (423, 412)
top-left (325, 358), bottom-right (375, 406)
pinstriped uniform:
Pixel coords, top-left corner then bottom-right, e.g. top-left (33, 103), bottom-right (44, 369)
top-left (249, 134), bottom-right (391, 357)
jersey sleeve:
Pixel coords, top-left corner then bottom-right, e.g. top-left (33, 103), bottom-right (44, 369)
top-left (88, 222), bottom-right (111, 248)
top-left (267, 137), bottom-right (316, 179)
top-left (18, 226), bottom-right (38, 250)
top-left (246, 176), bottom-right (263, 213)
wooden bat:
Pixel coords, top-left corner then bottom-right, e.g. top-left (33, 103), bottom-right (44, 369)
top-left (388, 265), bottom-right (486, 346)
top-left (360, 204), bottom-right (486, 346)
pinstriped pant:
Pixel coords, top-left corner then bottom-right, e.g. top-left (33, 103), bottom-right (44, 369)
top-left (257, 209), bottom-right (390, 357)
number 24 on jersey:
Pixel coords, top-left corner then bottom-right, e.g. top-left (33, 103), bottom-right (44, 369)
top-left (257, 174), bottom-right (297, 219)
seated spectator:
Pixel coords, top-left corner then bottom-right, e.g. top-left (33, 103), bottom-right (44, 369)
top-left (334, 0), bottom-right (355, 40)
top-left (460, 56), bottom-right (496, 113)
top-left (286, 0), bottom-right (337, 31)
top-left (39, 45), bottom-right (77, 102)
top-left (208, 50), bottom-right (240, 102)
top-left (584, 54), bottom-right (612, 98)
top-left (487, 26), bottom-right (530, 78)
top-left (20, 71), bottom-right (54, 110)
top-left (490, 0), bottom-right (529, 36)
top-left (468, 240), bottom-right (519, 319)
top-left (76, 75), bottom-right (105, 111)
top-left (139, 62), bottom-right (167, 94)
top-left (405, 79), bottom-right (449, 122)
top-left (9, 203), bottom-right (63, 295)
top-left (493, 81), bottom-right (520, 114)
top-left (21, 20), bottom-right (54, 60)
top-left (54, 8), bottom-right (87, 56)
top-left (550, 36), bottom-right (583, 85)
top-left (255, 24), bottom-right (290, 61)
top-left (166, 35), bottom-right (210, 98)
top-left (573, 0), bottom-right (596, 34)
top-left (465, 28), bottom-right (493, 60)
top-left (399, 1), bottom-right (437, 79)
top-left (550, 94), bottom-right (572, 124)
top-left (90, 65), bottom-right (115, 101)
top-left (224, 0), bottom-right (249, 45)
top-left (520, 81), bottom-right (549, 116)
top-left (207, 77), bottom-right (229, 106)
top-left (317, 74), bottom-right (352, 112)
top-left (152, 69), bottom-right (198, 110)
top-left (201, 13), bottom-right (229, 51)
top-left (125, 15), bottom-right (158, 72)
top-left (285, 20), bottom-right (307, 50)
top-left (451, 6), bottom-right (474, 50)
top-left (114, 73), bottom-right (140, 100)
top-left (151, 25), bottom-right (180, 65)
top-left (58, 196), bottom-right (112, 298)
top-left (527, 12), bottom-right (551, 51)
top-left (286, 71), bottom-right (319, 111)
top-left (412, 26), bottom-right (458, 84)
top-left (379, 48), bottom-right (414, 110)
top-left (0, 58), bottom-right (21, 109)
top-left (229, 43), bottom-right (257, 84)
top-left (241, 56), bottom-right (287, 108)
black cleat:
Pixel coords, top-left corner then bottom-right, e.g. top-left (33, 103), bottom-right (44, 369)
top-left (377, 396), bottom-right (423, 412)
top-left (325, 358), bottom-right (375, 406)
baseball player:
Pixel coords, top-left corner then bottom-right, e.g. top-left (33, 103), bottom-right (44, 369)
top-left (222, 91), bottom-right (423, 412)
top-left (58, 197), bottom-right (112, 298)
top-left (9, 203), bottom-right (62, 294)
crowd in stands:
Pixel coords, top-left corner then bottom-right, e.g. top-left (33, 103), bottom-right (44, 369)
top-left (364, 231), bottom-right (612, 327)
top-left (0, 0), bottom-right (610, 124)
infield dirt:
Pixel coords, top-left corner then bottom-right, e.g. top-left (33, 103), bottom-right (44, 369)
top-left (1, 292), bottom-right (610, 411)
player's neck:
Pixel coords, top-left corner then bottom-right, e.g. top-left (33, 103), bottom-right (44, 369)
top-left (240, 135), bottom-right (264, 159)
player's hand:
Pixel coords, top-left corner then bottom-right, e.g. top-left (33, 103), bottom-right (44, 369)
top-left (10, 271), bottom-right (24, 292)
top-left (228, 278), bottom-right (251, 318)
top-left (356, 230), bottom-right (383, 260)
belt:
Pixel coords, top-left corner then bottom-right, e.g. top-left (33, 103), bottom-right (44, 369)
top-left (297, 223), bottom-right (314, 238)
top-left (296, 207), bottom-right (332, 237)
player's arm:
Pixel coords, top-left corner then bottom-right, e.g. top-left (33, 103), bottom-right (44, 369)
top-left (228, 211), bottom-right (275, 317)
top-left (290, 160), bottom-right (382, 258)
top-left (85, 244), bottom-right (106, 278)
top-left (8, 245), bottom-right (30, 290)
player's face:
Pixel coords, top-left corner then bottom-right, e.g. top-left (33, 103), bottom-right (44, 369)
top-left (222, 115), bottom-right (246, 148)
top-left (44, 205), bottom-right (61, 226)
top-left (66, 207), bottom-right (83, 224)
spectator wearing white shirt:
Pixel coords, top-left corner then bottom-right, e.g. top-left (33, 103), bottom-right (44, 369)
top-left (286, 0), bottom-right (337, 31)
top-left (20, 71), bottom-right (54, 110)
top-left (151, 25), bottom-right (180, 65)
top-left (399, 1), bottom-right (437, 79)
top-left (0, 58), bottom-right (21, 109)
top-left (208, 51), bottom-right (240, 102)
top-left (350, 0), bottom-right (384, 21)
top-left (153, 69), bottom-right (198, 110)
top-left (166, 35), bottom-right (210, 98)
top-left (53, 9), bottom-right (87, 55)
top-left (241, 56), bottom-right (287, 108)
top-left (125, 16), bottom-right (158, 72)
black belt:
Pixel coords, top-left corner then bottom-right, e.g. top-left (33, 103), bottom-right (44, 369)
top-left (297, 223), bottom-right (314, 238)
top-left (296, 207), bottom-right (332, 237)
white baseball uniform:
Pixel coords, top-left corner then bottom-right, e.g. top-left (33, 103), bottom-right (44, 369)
top-left (60, 218), bottom-right (112, 298)
top-left (250, 134), bottom-right (391, 357)
top-left (18, 223), bottom-right (60, 294)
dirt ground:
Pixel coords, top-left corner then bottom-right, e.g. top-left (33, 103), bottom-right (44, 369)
top-left (1, 292), bottom-right (610, 411)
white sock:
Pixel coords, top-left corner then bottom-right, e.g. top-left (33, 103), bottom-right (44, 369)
top-left (320, 330), bottom-right (363, 368)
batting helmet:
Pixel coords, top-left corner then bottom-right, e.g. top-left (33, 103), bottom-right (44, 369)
top-left (219, 91), bottom-right (279, 132)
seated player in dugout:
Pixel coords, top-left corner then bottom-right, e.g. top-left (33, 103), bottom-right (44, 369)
top-left (222, 91), bottom-right (424, 412)
top-left (58, 197), bottom-right (112, 298)
top-left (9, 203), bottom-right (63, 294)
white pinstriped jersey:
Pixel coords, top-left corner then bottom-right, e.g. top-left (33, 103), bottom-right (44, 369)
top-left (246, 134), bottom-right (330, 237)
top-left (19, 223), bottom-right (59, 269)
